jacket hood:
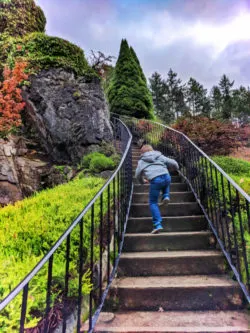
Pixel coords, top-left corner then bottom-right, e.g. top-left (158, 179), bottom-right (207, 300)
top-left (140, 151), bottom-right (162, 163)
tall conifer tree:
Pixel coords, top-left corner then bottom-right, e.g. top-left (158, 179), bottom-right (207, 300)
top-left (108, 39), bottom-right (154, 119)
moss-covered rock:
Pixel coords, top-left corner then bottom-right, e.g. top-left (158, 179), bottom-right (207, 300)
top-left (0, 0), bottom-right (46, 37)
top-left (0, 32), bottom-right (96, 77)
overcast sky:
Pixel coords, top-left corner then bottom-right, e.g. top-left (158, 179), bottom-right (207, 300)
top-left (36, 0), bottom-right (250, 90)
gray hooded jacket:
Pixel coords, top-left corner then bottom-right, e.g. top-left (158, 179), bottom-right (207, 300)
top-left (135, 151), bottom-right (179, 184)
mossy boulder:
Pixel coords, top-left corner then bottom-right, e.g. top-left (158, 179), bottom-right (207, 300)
top-left (0, 32), bottom-right (96, 77)
top-left (0, 0), bottom-right (46, 37)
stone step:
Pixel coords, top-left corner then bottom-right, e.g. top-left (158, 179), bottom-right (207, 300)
top-left (91, 310), bottom-right (250, 332)
top-left (132, 191), bottom-right (195, 203)
top-left (134, 183), bottom-right (188, 193)
top-left (118, 250), bottom-right (225, 277)
top-left (133, 176), bottom-right (183, 183)
top-left (123, 231), bottom-right (214, 252)
top-left (126, 216), bottom-right (207, 233)
top-left (130, 202), bottom-right (202, 217)
top-left (106, 275), bottom-right (244, 311)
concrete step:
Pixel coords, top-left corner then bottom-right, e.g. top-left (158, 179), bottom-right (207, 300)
top-left (123, 231), bottom-right (214, 252)
top-left (134, 183), bottom-right (188, 193)
top-left (91, 310), bottom-right (250, 332)
top-left (106, 275), bottom-right (244, 311)
top-left (126, 216), bottom-right (207, 233)
top-left (130, 202), bottom-right (202, 217)
top-left (133, 176), bottom-right (183, 183)
top-left (118, 250), bottom-right (225, 277)
top-left (132, 191), bottom-right (195, 203)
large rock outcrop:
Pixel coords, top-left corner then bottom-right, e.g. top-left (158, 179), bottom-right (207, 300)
top-left (22, 68), bottom-right (113, 164)
top-left (0, 136), bottom-right (48, 205)
top-left (0, 136), bottom-right (77, 206)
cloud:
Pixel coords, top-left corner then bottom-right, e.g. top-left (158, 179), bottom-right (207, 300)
top-left (35, 0), bottom-right (250, 88)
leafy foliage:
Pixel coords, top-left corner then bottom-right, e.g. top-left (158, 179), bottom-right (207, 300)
top-left (0, 61), bottom-right (28, 137)
top-left (212, 156), bottom-right (250, 194)
top-left (0, 0), bottom-right (46, 37)
top-left (0, 176), bottom-right (105, 331)
top-left (0, 32), bottom-right (95, 78)
top-left (80, 152), bottom-right (117, 172)
top-left (107, 39), bottom-right (154, 119)
top-left (172, 116), bottom-right (242, 155)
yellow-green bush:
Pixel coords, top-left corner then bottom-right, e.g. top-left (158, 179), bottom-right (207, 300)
top-left (213, 156), bottom-right (250, 195)
top-left (0, 0), bottom-right (46, 38)
top-left (0, 176), bottom-right (105, 331)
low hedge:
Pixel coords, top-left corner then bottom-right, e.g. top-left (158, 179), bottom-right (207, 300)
top-left (0, 176), bottom-right (106, 331)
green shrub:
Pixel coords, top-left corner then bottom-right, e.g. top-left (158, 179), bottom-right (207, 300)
top-left (0, 176), bottom-right (106, 331)
top-left (0, 32), bottom-right (96, 78)
top-left (80, 152), bottom-right (117, 173)
top-left (0, 0), bottom-right (46, 37)
top-left (89, 154), bottom-right (115, 172)
top-left (213, 156), bottom-right (250, 177)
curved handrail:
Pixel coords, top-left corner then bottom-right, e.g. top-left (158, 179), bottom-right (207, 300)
top-left (116, 113), bottom-right (250, 201)
top-left (117, 113), bottom-right (250, 303)
top-left (0, 117), bottom-right (133, 333)
top-left (154, 121), bottom-right (250, 201)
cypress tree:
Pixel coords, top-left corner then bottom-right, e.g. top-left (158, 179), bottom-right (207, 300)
top-left (130, 46), bottom-right (147, 83)
top-left (108, 39), bottom-right (154, 119)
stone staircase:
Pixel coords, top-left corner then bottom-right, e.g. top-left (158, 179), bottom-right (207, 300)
top-left (90, 146), bottom-right (250, 332)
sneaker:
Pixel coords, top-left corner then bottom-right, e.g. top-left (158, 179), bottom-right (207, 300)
top-left (151, 226), bottom-right (163, 234)
top-left (159, 197), bottom-right (170, 206)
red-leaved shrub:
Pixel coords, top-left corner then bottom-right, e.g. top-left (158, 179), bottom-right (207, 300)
top-left (0, 62), bottom-right (28, 137)
top-left (172, 116), bottom-right (242, 155)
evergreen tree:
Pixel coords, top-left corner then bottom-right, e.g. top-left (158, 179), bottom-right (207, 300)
top-left (232, 86), bottom-right (250, 122)
top-left (210, 86), bottom-right (222, 118)
top-left (149, 72), bottom-right (169, 120)
top-left (165, 69), bottom-right (186, 120)
top-left (108, 39), bottom-right (154, 119)
top-left (130, 46), bottom-right (147, 83)
top-left (219, 74), bottom-right (234, 119)
top-left (186, 78), bottom-right (209, 116)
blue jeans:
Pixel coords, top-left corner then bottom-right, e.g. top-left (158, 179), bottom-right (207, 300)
top-left (149, 174), bottom-right (171, 227)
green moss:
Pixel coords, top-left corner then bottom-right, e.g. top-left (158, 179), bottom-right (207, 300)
top-left (0, 0), bottom-right (46, 37)
top-left (0, 32), bottom-right (97, 77)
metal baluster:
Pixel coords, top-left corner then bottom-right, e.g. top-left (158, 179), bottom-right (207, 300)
top-left (204, 158), bottom-right (212, 220)
top-left (236, 191), bottom-right (249, 287)
top-left (45, 256), bottom-right (53, 333)
top-left (228, 182), bottom-right (242, 281)
top-left (89, 205), bottom-right (95, 331)
top-left (20, 284), bottom-right (29, 333)
top-left (107, 185), bottom-right (111, 284)
top-left (246, 200), bottom-right (250, 233)
top-left (77, 218), bottom-right (84, 332)
top-left (99, 194), bottom-right (103, 303)
top-left (221, 175), bottom-right (232, 255)
top-left (113, 178), bottom-right (116, 267)
top-left (62, 235), bottom-right (71, 333)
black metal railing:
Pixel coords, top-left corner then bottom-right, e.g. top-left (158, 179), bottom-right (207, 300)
top-left (0, 117), bottom-right (133, 333)
top-left (118, 114), bottom-right (250, 303)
